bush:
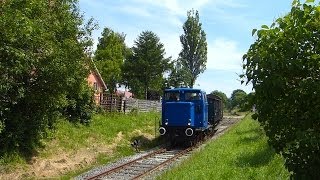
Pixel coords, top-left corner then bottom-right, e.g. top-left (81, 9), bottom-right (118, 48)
top-left (65, 82), bottom-right (95, 124)
top-left (0, 0), bottom-right (94, 156)
top-left (242, 1), bottom-right (320, 178)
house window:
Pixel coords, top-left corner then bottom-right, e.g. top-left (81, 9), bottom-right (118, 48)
top-left (93, 82), bottom-right (98, 92)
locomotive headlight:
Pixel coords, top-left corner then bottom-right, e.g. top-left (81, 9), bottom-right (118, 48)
top-left (159, 127), bottom-right (166, 135)
top-left (187, 122), bottom-right (191, 126)
top-left (165, 119), bottom-right (168, 125)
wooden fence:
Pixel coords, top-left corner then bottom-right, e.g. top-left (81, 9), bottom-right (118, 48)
top-left (100, 93), bottom-right (161, 113)
top-left (100, 94), bottom-right (123, 112)
top-left (124, 98), bottom-right (161, 113)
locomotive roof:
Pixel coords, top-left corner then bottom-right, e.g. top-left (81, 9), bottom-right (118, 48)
top-left (164, 88), bottom-right (204, 92)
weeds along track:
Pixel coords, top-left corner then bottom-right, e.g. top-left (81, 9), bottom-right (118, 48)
top-left (77, 116), bottom-right (242, 180)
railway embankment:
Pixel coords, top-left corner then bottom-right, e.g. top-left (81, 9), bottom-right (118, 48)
top-left (1, 113), bottom-right (287, 180)
top-left (159, 115), bottom-right (290, 179)
top-left (0, 112), bottom-right (161, 179)
top-left (75, 115), bottom-right (244, 179)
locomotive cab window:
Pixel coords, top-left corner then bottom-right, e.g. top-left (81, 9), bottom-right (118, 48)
top-left (164, 92), bottom-right (180, 101)
top-left (185, 92), bottom-right (202, 101)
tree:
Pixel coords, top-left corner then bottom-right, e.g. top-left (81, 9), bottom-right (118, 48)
top-left (0, 0), bottom-right (95, 156)
top-left (241, 92), bottom-right (255, 112)
top-left (210, 90), bottom-right (228, 109)
top-left (166, 59), bottom-right (192, 88)
top-left (122, 31), bottom-right (169, 99)
top-left (242, 0), bottom-right (320, 178)
top-left (179, 9), bottom-right (207, 87)
top-left (229, 89), bottom-right (247, 110)
top-left (94, 27), bottom-right (126, 93)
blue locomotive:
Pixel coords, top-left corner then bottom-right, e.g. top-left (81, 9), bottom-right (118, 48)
top-left (159, 88), bottom-right (223, 143)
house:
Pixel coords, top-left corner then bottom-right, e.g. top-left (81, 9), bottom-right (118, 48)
top-left (87, 64), bottom-right (107, 104)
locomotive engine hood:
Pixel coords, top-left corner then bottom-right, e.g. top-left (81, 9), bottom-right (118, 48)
top-left (163, 102), bottom-right (195, 127)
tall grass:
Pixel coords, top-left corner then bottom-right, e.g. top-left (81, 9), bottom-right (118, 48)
top-left (59, 111), bottom-right (161, 178)
top-left (0, 111), bottom-right (161, 178)
top-left (159, 115), bottom-right (290, 179)
top-left (42, 111), bottom-right (161, 157)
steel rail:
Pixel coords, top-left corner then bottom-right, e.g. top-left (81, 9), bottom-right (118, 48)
top-left (86, 148), bottom-right (166, 180)
top-left (132, 147), bottom-right (193, 180)
top-left (85, 117), bottom-right (240, 180)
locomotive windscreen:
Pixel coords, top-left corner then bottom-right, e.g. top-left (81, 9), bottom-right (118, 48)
top-left (185, 92), bottom-right (202, 101)
top-left (164, 92), bottom-right (180, 101)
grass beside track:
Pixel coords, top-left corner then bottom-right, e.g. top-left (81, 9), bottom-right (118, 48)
top-left (43, 111), bottom-right (161, 157)
top-left (0, 111), bottom-right (161, 179)
top-left (159, 115), bottom-right (290, 179)
top-left (57, 111), bottom-right (161, 179)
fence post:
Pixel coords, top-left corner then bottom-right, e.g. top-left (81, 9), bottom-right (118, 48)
top-left (123, 98), bottom-right (126, 114)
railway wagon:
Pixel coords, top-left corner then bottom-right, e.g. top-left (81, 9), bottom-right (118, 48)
top-left (159, 88), bottom-right (223, 143)
top-left (207, 94), bottom-right (223, 124)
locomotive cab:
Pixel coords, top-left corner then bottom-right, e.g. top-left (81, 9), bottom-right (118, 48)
top-left (159, 88), bottom-right (209, 141)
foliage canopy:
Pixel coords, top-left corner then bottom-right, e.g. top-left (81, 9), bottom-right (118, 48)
top-left (123, 31), bottom-right (169, 99)
top-left (230, 89), bottom-right (247, 111)
top-left (166, 59), bottom-right (191, 88)
top-left (94, 27), bottom-right (127, 93)
top-left (179, 9), bottom-right (207, 88)
top-left (0, 0), bottom-right (95, 155)
top-left (242, 0), bottom-right (320, 178)
top-left (210, 90), bottom-right (228, 109)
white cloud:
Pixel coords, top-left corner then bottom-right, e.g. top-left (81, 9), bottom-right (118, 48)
top-left (160, 32), bottom-right (181, 59)
top-left (167, 16), bottom-right (183, 27)
top-left (80, 0), bottom-right (104, 8)
top-left (214, 0), bottom-right (247, 8)
top-left (130, 0), bottom-right (216, 16)
top-left (196, 76), bottom-right (253, 96)
top-left (207, 38), bottom-right (244, 71)
top-left (119, 5), bottom-right (152, 17)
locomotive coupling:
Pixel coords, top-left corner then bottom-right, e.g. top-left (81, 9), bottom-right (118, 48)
top-left (185, 128), bottom-right (194, 137)
top-left (159, 127), bottom-right (166, 135)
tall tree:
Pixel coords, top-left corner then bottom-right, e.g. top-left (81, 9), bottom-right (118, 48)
top-left (0, 0), bottom-right (95, 155)
top-left (242, 1), bottom-right (320, 178)
top-left (166, 59), bottom-right (191, 88)
top-left (123, 31), bottom-right (169, 99)
top-left (179, 9), bottom-right (207, 87)
top-left (94, 27), bottom-right (126, 93)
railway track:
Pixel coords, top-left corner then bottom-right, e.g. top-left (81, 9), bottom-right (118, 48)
top-left (78, 116), bottom-right (243, 180)
top-left (86, 147), bottom-right (192, 180)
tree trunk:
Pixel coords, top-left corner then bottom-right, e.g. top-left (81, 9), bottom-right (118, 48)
top-left (190, 77), bottom-right (195, 88)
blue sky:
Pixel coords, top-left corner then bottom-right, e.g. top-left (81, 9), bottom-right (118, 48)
top-left (79, 0), bottom-right (293, 97)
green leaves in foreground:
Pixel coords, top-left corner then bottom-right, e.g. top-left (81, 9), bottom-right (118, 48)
top-left (0, 0), bottom-right (95, 156)
top-left (242, 0), bottom-right (320, 178)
